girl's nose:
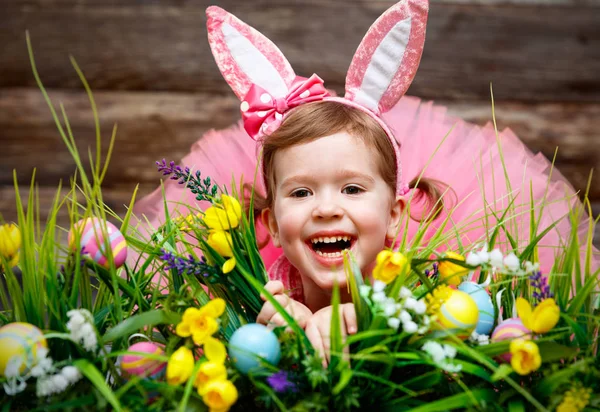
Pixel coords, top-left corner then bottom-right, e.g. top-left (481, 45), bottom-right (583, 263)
top-left (312, 197), bottom-right (344, 219)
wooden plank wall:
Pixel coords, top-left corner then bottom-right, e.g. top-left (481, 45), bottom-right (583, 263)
top-left (1, 0), bottom-right (599, 245)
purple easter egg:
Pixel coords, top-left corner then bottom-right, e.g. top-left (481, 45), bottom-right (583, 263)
top-left (491, 317), bottom-right (532, 362)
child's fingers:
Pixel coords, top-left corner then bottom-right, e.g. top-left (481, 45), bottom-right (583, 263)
top-left (260, 280), bottom-right (285, 301)
top-left (342, 303), bottom-right (358, 335)
top-left (305, 320), bottom-right (327, 367)
top-left (256, 294), bottom-right (289, 325)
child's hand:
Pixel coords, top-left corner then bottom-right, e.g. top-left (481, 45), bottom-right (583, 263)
top-left (305, 303), bottom-right (357, 365)
top-left (257, 280), bottom-right (313, 329)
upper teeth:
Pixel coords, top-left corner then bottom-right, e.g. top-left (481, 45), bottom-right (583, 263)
top-left (311, 236), bottom-right (350, 244)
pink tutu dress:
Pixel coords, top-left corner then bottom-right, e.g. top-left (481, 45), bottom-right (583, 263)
top-left (133, 95), bottom-right (598, 302)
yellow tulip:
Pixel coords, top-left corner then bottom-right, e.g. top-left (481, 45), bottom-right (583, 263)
top-left (167, 346), bottom-right (195, 385)
top-left (516, 297), bottom-right (560, 334)
top-left (372, 250), bottom-right (408, 284)
top-left (194, 362), bottom-right (227, 392)
top-left (509, 339), bottom-right (541, 375)
top-left (199, 379), bottom-right (238, 412)
top-left (0, 224), bottom-right (21, 267)
top-left (222, 257), bottom-right (236, 274)
top-left (207, 231), bottom-right (233, 257)
top-left (204, 336), bottom-right (227, 364)
top-left (203, 195), bottom-right (242, 231)
top-left (438, 251), bottom-right (467, 286)
top-left (221, 195), bottom-right (242, 222)
top-left (175, 299), bottom-right (227, 346)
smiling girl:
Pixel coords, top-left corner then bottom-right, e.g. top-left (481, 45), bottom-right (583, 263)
top-left (134, 1), bottom-right (597, 358)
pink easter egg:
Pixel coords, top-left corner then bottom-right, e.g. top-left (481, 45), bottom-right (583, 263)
top-left (490, 317), bottom-right (532, 362)
top-left (68, 218), bottom-right (127, 269)
top-left (120, 342), bottom-right (166, 379)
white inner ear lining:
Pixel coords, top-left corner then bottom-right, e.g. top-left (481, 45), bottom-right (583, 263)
top-left (222, 23), bottom-right (289, 98)
top-left (354, 17), bottom-right (412, 112)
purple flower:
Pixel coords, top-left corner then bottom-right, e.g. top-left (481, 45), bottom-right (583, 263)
top-left (529, 271), bottom-right (554, 304)
top-left (155, 159), bottom-right (218, 201)
top-left (266, 371), bottom-right (297, 393)
top-left (159, 249), bottom-right (218, 279)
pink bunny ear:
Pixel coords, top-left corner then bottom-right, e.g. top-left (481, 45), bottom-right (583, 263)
top-left (206, 6), bottom-right (296, 100)
top-left (345, 0), bottom-right (428, 114)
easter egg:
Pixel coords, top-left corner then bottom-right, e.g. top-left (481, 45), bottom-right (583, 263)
top-left (0, 322), bottom-right (47, 376)
top-left (432, 289), bottom-right (479, 340)
top-left (120, 342), bottom-right (166, 380)
top-left (491, 318), bottom-right (532, 362)
top-left (228, 324), bottom-right (281, 374)
top-left (458, 281), bottom-right (495, 335)
top-left (68, 218), bottom-right (127, 269)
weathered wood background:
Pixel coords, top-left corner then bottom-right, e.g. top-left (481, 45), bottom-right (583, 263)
top-left (1, 0), bottom-right (599, 245)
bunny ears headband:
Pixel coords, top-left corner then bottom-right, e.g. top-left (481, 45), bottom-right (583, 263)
top-left (206, 1), bottom-right (429, 196)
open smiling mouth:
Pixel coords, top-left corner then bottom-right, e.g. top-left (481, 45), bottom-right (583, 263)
top-left (309, 235), bottom-right (355, 258)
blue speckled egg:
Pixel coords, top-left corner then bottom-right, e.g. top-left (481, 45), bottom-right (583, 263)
top-left (458, 281), bottom-right (495, 335)
top-left (228, 324), bottom-right (281, 374)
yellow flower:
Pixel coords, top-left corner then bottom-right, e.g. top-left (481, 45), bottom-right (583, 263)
top-left (176, 299), bottom-right (226, 345)
top-left (208, 230), bottom-right (233, 257)
top-left (222, 257), bottom-right (236, 274)
top-left (174, 213), bottom-right (201, 232)
top-left (193, 337), bottom-right (228, 391)
top-left (516, 297), bottom-right (560, 334)
top-left (0, 224), bottom-right (21, 267)
top-left (203, 195), bottom-right (242, 231)
top-left (438, 251), bottom-right (467, 286)
top-left (372, 250), bottom-right (408, 284)
top-left (509, 339), bottom-right (541, 375)
top-left (167, 346), bottom-right (195, 385)
top-left (557, 384), bottom-right (592, 412)
top-left (199, 379), bottom-right (238, 412)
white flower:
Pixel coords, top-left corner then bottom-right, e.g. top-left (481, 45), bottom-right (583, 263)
top-left (422, 341), bottom-right (445, 363)
top-left (503, 253), bottom-right (520, 272)
top-left (403, 321), bottom-right (418, 334)
top-left (67, 309), bottom-right (98, 352)
top-left (443, 344), bottom-right (457, 358)
top-left (383, 300), bottom-right (398, 317)
top-left (4, 356), bottom-right (23, 379)
top-left (477, 334), bottom-right (490, 345)
top-left (441, 360), bottom-right (463, 373)
top-left (359, 285), bottom-right (371, 298)
top-left (465, 253), bottom-right (481, 266)
top-left (30, 356), bottom-right (54, 378)
top-left (36, 377), bottom-right (52, 397)
top-left (413, 300), bottom-right (427, 315)
top-left (477, 250), bottom-right (490, 264)
top-left (387, 317), bottom-right (401, 330)
top-left (524, 261), bottom-right (540, 273)
top-left (61, 366), bottom-right (82, 384)
top-left (417, 325), bottom-right (429, 334)
top-left (371, 291), bottom-right (386, 304)
top-left (489, 249), bottom-right (504, 268)
top-left (404, 297), bottom-right (418, 310)
top-left (399, 286), bottom-right (412, 299)
top-left (399, 311), bottom-right (412, 324)
top-left (51, 374), bottom-right (69, 392)
top-left (372, 280), bottom-right (386, 293)
top-left (3, 379), bottom-right (26, 396)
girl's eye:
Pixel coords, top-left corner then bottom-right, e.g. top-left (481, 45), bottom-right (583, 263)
top-left (291, 189), bottom-right (311, 198)
top-left (342, 185), bottom-right (364, 195)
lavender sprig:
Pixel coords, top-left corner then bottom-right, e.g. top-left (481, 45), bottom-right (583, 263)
top-left (530, 271), bottom-right (554, 304)
top-left (156, 159), bottom-right (218, 201)
top-left (159, 250), bottom-right (219, 279)
top-left (266, 371), bottom-right (298, 393)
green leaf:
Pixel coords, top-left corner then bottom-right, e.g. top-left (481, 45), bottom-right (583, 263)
top-left (405, 389), bottom-right (497, 412)
top-left (508, 400), bottom-right (526, 412)
top-left (102, 310), bottom-right (180, 344)
top-left (537, 341), bottom-right (578, 363)
top-left (74, 359), bottom-right (123, 412)
top-left (491, 363), bottom-right (514, 382)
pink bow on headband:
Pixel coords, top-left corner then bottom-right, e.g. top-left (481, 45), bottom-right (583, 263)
top-left (240, 74), bottom-right (330, 139)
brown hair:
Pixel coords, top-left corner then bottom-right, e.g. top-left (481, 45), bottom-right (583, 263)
top-left (250, 100), bottom-right (450, 225)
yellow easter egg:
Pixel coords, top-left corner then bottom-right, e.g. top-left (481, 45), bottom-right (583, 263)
top-left (0, 322), bottom-right (47, 376)
top-left (433, 289), bottom-right (479, 340)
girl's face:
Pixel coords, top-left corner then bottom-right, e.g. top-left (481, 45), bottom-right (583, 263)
top-left (263, 132), bottom-right (402, 290)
